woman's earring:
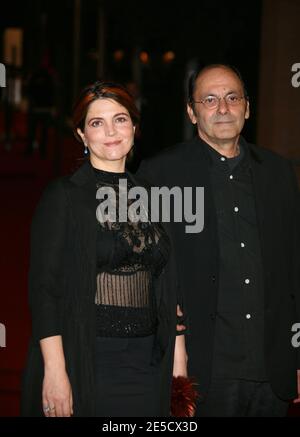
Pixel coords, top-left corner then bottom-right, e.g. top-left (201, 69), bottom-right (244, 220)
top-left (84, 143), bottom-right (89, 155)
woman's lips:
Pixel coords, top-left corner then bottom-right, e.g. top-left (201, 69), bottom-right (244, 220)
top-left (104, 140), bottom-right (122, 146)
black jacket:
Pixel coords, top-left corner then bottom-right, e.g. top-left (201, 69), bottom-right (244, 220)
top-left (21, 160), bottom-right (179, 416)
top-left (137, 136), bottom-right (300, 401)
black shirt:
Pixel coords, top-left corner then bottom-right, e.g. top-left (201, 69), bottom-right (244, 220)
top-left (205, 139), bottom-right (267, 381)
top-left (93, 167), bottom-right (170, 338)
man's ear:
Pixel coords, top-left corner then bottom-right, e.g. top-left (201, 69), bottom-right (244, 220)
top-left (187, 103), bottom-right (197, 124)
top-left (245, 100), bottom-right (250, 120)
top-left (77, 128), bottom-right (85, 143)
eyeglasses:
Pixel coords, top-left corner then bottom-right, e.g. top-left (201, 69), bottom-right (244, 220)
top-left (193, 93), bottom-right (246, 110)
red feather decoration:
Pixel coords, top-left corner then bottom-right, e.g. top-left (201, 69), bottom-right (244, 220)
top-left (171, 376), bottom-right (199, 417)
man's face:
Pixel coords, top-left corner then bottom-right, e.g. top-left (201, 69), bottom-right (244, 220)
top-left (187, 67), bottom-right (250, 147)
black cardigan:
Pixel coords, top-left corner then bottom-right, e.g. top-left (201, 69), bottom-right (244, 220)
top-left (21, 160), bottom-right (179, 416)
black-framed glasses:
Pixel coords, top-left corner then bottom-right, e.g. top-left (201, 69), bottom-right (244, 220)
top-left (193, 93), bottom-right (246, 110)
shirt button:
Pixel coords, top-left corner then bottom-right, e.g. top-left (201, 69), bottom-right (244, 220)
top-left (245, 278), bottom-right (250, 284)
top-left (246, 314), bottom-right (251, 319)
top-left (229, 175), bottom-right (233, 180)
top-left (220, 156), bottom-right (226, 162)
top-left (234, 206), bottom-right (239, 212)
top-left (241, 242), bottom-right (245, 248)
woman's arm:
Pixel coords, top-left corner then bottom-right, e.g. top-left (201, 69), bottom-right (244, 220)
top-left (40, 335), bottom-right (73, 417)
top-left (29, 179), bottom-right (73, 416)
top-left (173, 334), bottom-right (188, 377)
top-left (29, 179), bottom-right (69, 341)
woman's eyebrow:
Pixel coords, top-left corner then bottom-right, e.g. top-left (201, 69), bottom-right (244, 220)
top-left (87, 112), bottom-right (129, 123)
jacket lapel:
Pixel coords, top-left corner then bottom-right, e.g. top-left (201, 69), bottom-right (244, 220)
top-left (248, 144), bottom-right (269, 231)
top-left (69, 160), bottom-right (98, 267)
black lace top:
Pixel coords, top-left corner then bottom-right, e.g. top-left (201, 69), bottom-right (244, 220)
top-left (93, 167), bottom-right (170, 337)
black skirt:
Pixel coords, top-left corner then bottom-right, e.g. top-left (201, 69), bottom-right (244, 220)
top-left (95, 335), bottom-right (161, 417)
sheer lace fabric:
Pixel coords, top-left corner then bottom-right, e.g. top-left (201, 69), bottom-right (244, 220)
top-left (94, 168), bottom-right (169, 337)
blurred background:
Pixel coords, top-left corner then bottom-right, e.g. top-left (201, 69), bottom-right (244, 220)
top-left (0, 0), bottom-right (299, 416)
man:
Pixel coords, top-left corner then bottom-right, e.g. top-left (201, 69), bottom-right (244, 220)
top-left (137, 64), bottom-right (300, 416)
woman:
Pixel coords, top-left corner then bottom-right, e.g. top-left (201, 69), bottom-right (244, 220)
top-left (21, 81), bottom-right (188, 417)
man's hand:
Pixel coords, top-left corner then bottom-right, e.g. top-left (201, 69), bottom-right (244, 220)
top-left (176, 305), bottom-right (186, 332)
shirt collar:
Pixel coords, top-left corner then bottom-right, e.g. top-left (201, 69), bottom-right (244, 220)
top-left (200, 136), bottom-right (252, 172)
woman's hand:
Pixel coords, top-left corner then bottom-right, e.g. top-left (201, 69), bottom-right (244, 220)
top-left (42, 367), bottom-right (73, 417)
top-left (40, 335), bottom-right (73, 417)
top-left (172, 336), bottom-right (198, 417)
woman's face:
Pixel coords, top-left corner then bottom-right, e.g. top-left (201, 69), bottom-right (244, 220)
top-left (77, 98), bottom-right (135, 171)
